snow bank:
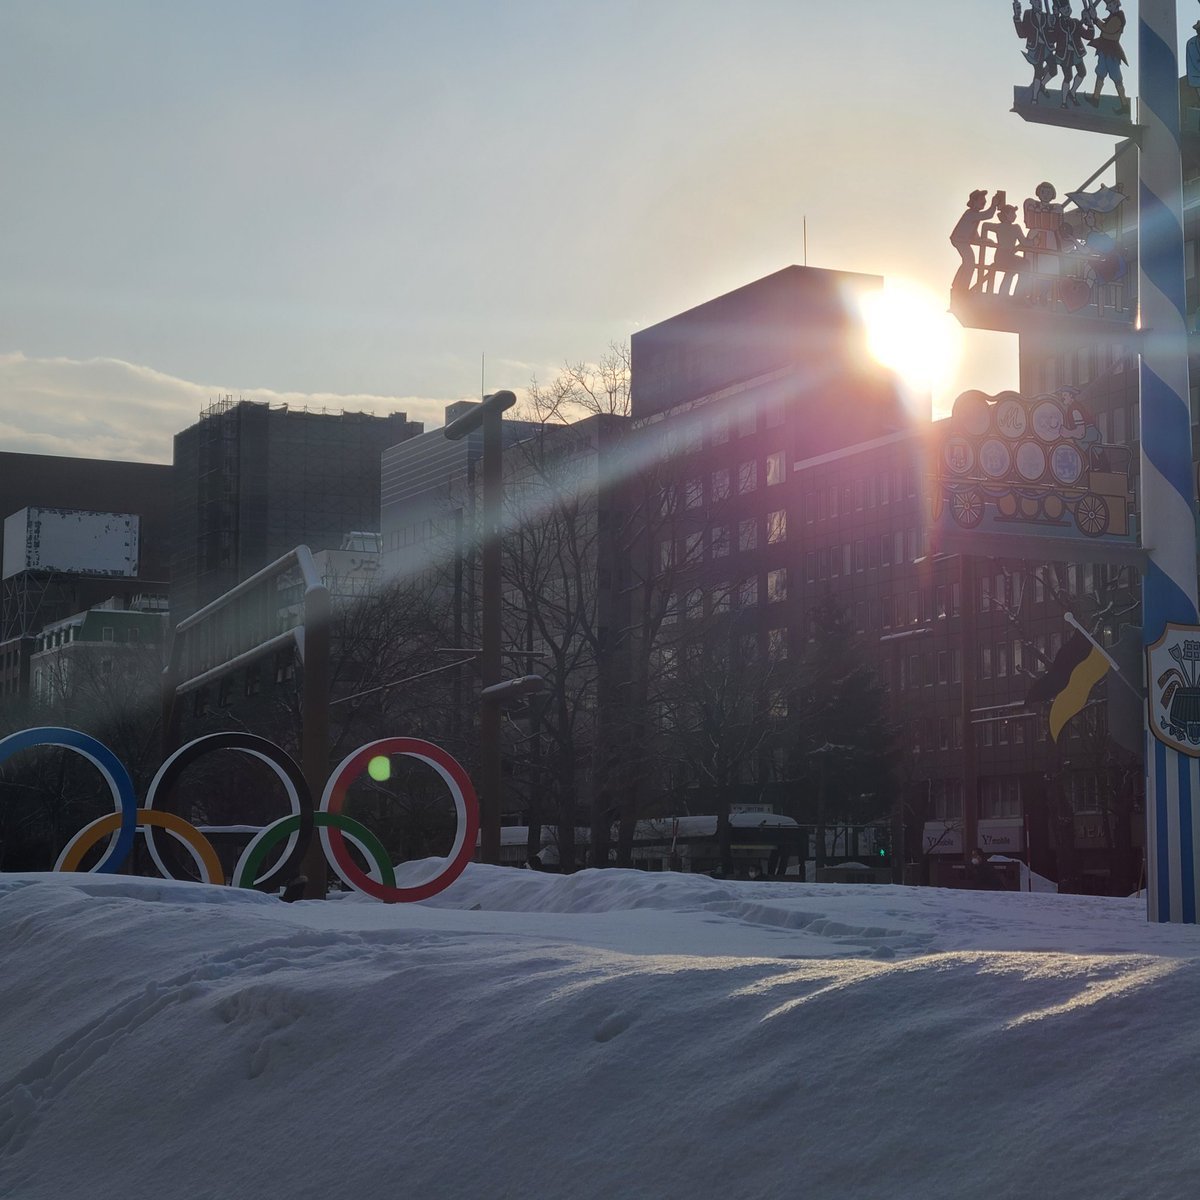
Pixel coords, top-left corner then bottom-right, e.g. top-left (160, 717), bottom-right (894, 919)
top-left (1, 868), bottom-right (1198, 1199)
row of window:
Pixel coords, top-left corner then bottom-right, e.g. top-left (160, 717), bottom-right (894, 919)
top-left (674, 451), bottom-right (788, 511)
top-left (663, 571), bottom-right (789, 622)
top-left (660, 511), bottom-right (788, 569)
top-left (659, 396), bottom-right (789, 459)
top-left (804, 527), bottom-right (927, 581)
top-left (803, 466), bottom-right (918, 522)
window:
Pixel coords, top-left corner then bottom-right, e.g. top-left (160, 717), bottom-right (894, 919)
top-left (685, 589), bottom-right (704, 621)
top-left (951, 648), bottom-right (962, 683)
top-left (712, 469), bottom-right (731, 502)
top-left (830, 486), bottom-right (839, 517)
top-left (766, 569), bottom-right (787, 602)
top-left (712, 585), bottom-right (730, 614)
top-left (997, 644), bottom-right (1009, 677)
top-left (881, 534), bottom-right (891, 567)
top-left (805, 551), bottom-right (816, 582)
top-left (854, 480), bottom-right (864, 510)
top-left (854, 541), bottom-right (865, 573)
top-left (766, 450), bottom-right (786, 486)
top-left (686, 479), bottom-right (703, 509)
top-left (805, 493), bottom-right (817, 523)
top-left (768, 628), bottom-right (788, 662)
top-left (101, 626), bottom-right (114, 642)
top-left (882, 594), bottom-right (892, 629)
top-left (739, 461), bottom-right (757, 493)
top-left (738, 407), bottom-right (757, 437)
top-left (739, 519), bottom-right (758, 552)
top-left (767, 510), bottom-right (787, 544)
top-left (951, 583), bottom-right (961, 616)
top-left (659, 540), bottom-right (675, 570)
top-left (711, 414), bottom-right (730, 445)
top-left (738, 577), bottom-right (758, 608)
top-left (937, 651), bottom-right (948, 684)
top-left (980, 575), bottom-right (991, 612)
top-left (685, 532), bottom-right (703, 564)
top-left (712, 526), bottom-right (730, 558)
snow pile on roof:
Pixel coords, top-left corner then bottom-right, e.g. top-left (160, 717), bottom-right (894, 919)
top-left (2, 867), bottom-right (1198, 1199)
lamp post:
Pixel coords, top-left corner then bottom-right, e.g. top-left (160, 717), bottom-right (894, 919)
top-left (444, 390), bottom-right (518, 865)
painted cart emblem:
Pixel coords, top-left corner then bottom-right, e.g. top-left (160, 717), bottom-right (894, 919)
top-left (1148, 625), bottom-right (1200, 757)
top-left (933, 387), bottom-right (1135, 545)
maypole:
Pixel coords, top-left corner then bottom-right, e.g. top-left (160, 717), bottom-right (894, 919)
top-left (1138, 0), bottom-right (1200, 921)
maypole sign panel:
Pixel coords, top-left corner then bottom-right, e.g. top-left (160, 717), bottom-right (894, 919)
top-left (933, 386), bottom-right (1139, 563)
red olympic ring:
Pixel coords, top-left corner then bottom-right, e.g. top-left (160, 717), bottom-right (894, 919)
top-left (319, 737), bottom-right (479, 903)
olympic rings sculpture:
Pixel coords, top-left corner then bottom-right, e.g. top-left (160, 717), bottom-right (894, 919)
top-left (0, 727), bottom-right (479, 903)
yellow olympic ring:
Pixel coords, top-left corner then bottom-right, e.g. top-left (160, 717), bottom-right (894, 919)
top-left (58, 810), bottom-right (224, 884)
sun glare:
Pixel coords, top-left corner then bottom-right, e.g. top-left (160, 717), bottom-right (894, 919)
top-left (861, 280), bottom-right (962, 414)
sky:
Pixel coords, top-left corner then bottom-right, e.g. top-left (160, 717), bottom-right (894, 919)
top-left (3, 866), bottom-right (1200, 1198)
top-left (4, 1), bottom-right (1200, 463)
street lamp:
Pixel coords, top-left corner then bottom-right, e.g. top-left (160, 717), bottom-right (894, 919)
top-left (444, 390), bottom-right (518, 865)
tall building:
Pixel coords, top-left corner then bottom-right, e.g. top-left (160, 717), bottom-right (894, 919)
top-left (172, 397), bottom-right (422, 620)
top-left (628, 266), bottom-right (912, 851)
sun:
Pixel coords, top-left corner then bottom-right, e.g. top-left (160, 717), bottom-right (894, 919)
top-left (860, 279), bottom-right (962, 413)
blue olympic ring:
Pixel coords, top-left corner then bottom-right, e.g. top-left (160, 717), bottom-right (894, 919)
top-left (0, 727), bottom-right (138, 873)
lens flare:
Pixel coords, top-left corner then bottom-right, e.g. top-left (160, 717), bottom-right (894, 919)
top-left (861, 279), bottom-right (962, 415)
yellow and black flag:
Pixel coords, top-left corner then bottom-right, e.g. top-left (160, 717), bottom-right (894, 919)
top-left (1025, 631), bottom-right (1111, 742)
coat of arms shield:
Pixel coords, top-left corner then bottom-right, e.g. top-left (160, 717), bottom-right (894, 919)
top-left (1147, 623), bottom-right (1200, 757)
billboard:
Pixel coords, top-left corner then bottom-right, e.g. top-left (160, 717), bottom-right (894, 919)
top-left (932, 389), bottom-right (1141, 565)
top-left (2, 507), bottom-right (140, 580)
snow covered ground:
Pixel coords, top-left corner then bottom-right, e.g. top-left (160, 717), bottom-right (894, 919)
top-left (2, 866), bottom-right (1198, 1199)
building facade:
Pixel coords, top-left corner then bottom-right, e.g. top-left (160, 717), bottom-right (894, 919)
top-left (172, 397), bottom-right (422, 621)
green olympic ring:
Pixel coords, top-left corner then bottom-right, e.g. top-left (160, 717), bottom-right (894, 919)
top-left (232, 811), bottom-right (396, 891)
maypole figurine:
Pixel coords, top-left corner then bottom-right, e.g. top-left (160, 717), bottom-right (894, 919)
top-left (950, 190), bottom-right (1002, 292)
top-left (1014, 0), bottom-right (1057, 104)
top-left (1051, 0), bottom-right (1090, 107)
top-left (1084, 0), bottom-right (1129, 113)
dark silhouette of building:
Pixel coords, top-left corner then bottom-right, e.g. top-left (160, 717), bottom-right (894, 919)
top-left (0, 452), bottom-right (172, 696)
top-left (172, 397), bottom-right (422, 620)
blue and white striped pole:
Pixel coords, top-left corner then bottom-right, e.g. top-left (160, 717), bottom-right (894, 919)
top-left (1139, 0), bottom-right (1200, 921)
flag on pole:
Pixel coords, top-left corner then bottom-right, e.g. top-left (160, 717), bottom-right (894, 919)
top-left (1025, 632), bottom-right (1111, 741)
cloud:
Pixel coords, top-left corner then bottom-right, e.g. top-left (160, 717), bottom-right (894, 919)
top-left (0, 353), bottom-right (461, 463)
